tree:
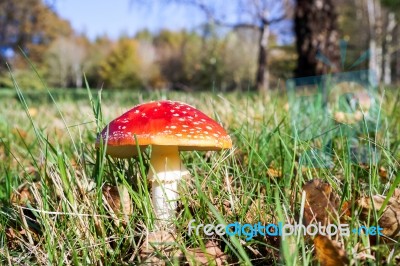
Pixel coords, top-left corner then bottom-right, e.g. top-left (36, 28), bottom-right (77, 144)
top-left (45, 36), bottom-right (88, 88)
top-left (153, 29), bottom-right (202, 90)
top-left (294, 0), bottom-right (340, 77)
top-left (380, 0), bottom-right (399, 85)
top-left (168, 0), bottom-right (292, 93)
top-left (0, 0), bottom-right (72, 71)
top-left (84, 35), bottom-right (113, 88)
top-left (366, 0), bottom-right (383, 83)
top-left (99, 38), bottom-right (142, 89)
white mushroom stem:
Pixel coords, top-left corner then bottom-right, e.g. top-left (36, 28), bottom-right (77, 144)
top-left (148, 145), bottom-right (188, 229)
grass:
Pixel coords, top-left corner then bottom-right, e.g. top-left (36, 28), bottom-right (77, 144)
top-left (0, 80), bottom-right (399, 265)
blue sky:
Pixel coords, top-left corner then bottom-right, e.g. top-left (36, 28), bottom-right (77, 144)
top-left (54, 0), bottom-right (206, 40)
top-left (54, 0), bottom-right (293, 43)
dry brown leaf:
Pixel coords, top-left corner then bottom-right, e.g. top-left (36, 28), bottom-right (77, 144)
top-left (341, 201), bottom-right (351, 218)
top-left (5, 228), bottom-right (19, 250)
top-left (314, 235), bottom-right (349, 266)
top-left (186, 241), bottom-right (228, 266)
top-left (267, 167), bottom-right (282, 178)
top-left (357, 189), bottom-right (400, 238)
top-left (102, 185), bottom-right (132, 226)
top-left (378, 167), bottom-right (388, 181)
top-left (303, 179), bottom-right (340, 226)
top-left (12, 128), bottom-right (28, 138)
top-left (10, 182), bottom-right (41, 205)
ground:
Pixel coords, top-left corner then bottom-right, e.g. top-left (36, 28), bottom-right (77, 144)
top-left (0, 87), bottom-right (399, 265)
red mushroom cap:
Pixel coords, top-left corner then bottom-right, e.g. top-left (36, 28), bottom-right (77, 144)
top-left (96, 100), bottom-right (232, 158)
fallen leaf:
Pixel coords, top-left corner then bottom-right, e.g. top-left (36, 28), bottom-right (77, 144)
top-left (5, 228), bottom-right (19, 250)
top-left (302, 179), bottom-right (340, 226)
top-left (378, 167), bottom-right (388, 181)
top-left (186, 241), bottom-right (228, 266)
top-left (267, 167), bottom-right (282, 178)
top-left (357, 189), bottom-right (400, 238)
top-left (314, 235), bottom-right (349, 266)
top-left (10, 182), bottom-right (41, 205)
top-left (102, 184), bottom-right (132, 226)
top-left (12, 128), bottom-right (28, 138)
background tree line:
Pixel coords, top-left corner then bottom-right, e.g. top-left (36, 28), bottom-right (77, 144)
top-left (0, 0), bottom-right (399, 91)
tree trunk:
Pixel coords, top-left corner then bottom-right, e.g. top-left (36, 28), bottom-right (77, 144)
top-left (294, 0), bottom-right (340, 77)
top-left (383, 12), bottom-right (396, 85)
top-left (255, 23), bottom-right (270, 93)
top-left (367, 0), bottom-right (383, 84)
top-left (396, 26), bottom-right (400, 84)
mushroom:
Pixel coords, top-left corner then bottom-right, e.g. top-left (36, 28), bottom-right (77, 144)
top-left (96, 100), bottom-right (232, 228)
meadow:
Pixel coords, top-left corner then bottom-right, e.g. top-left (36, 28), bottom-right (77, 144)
top-left (0, 83), bottom-right (399, 265)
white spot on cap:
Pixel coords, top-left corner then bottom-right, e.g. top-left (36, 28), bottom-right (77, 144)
top-left (178, 118), bottom-right (184, 121)
top-left (173, 113), bottom-right (179, 117)
top-left (170, 125), bottom-right (177, 129)
top-left (182, 125), bottom-right (189, 128)
top-left (213, 133), bottom-right (220, 137)
top-left (170, 109), bottom-right (175, 113)
top-left (206, 126), bottom-right (212, 130)
top-left (175, 133), bottom-right (182, 137)
top-left (157, 103), bottom-right (161, 106)
top-left (135, 110), bottom-right (140, 114)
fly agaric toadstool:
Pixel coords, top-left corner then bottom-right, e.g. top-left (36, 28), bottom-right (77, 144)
top-left (96, 100), bottom-right (232, 227)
